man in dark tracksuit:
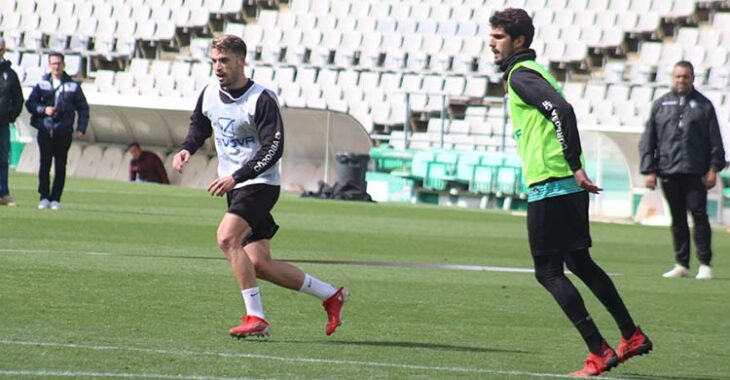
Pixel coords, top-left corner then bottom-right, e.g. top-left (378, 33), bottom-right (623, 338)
top-left (490, 8), bottom-right (651, 377)
top-left (640, 61), bottom-right (726, 280)
top-left (26, 52), bottom-right (89, 210)
top-left (0, 37), bottom-right (24, 207)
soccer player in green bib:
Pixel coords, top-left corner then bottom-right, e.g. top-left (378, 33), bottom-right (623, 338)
top-left (489, 8), bottom-right (652, 377)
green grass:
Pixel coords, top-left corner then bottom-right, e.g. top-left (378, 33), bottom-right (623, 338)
top-left (1, 172), bottom-right (729, 379)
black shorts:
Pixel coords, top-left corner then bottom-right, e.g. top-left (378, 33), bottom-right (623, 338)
top-left (527, 191), bottom-right (592, 256)
top-left (226, 184), bottom-right (280, 246)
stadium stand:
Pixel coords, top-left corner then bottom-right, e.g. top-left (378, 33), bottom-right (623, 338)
top-left (3, 0), bottom-right (730, 218)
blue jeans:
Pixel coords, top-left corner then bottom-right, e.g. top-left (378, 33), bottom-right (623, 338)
top-left (0, 123), bottom-right (9, 197)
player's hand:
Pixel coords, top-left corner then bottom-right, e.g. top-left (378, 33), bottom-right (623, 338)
top-left (173, 150), bottom-right (190, 173)
top-left (44, 106), bottom-right (55, 116)
top-left (207, 176), bottom-right (236, 197)
top-left (645, 173), bottom-right (657, 190)
top-left (573, 168), bottom-right (602, 194)
top-left (704, 169), bottom-right (717, 190)
top-left (73, 131), bottom-right (84, 139)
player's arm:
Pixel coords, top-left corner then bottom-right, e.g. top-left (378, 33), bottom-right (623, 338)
top-left (176, 89), bottom-right (212, 172)
top-left (230, 91), bottom-right (284, 183)
top-left (180, 89), bottom-right (212, 155)
top-left (10, 70), bottom-right (23, 122)
top-left (74, 84), bottom-right (89, 136)
top-left (510, 68), bottom-right (582, 172)
top-left (639, 100), bottom-right (660, 189)
top-left (25, 84), bottom-right (44, 117)
top-left (707, 104), bottom-right (726, 174)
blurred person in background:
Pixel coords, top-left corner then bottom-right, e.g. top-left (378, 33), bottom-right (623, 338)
top-left (128, 142), bottom-right (169, 184)
top-left (0, 37), bottom-right (24, 207)
top-left (640, 60), bottom-right (726, 280)
top-left (26, 52), bottom-right (89, 210)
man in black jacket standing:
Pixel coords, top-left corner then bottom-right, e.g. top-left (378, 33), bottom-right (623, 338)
top-left (26, 52), bottom-right (89, 210)
top-left (0, 37), bottom-right (24, 207)
top-left (640, 61), bottom-right (726, 280)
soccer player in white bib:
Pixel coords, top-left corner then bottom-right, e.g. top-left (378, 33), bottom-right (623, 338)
top-left (173, 35), bottom-right (348, 338)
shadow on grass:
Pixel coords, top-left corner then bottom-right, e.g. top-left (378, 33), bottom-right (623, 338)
top-left (278, 339), bottom-right (530, 354)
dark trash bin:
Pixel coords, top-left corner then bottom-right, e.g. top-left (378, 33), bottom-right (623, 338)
top-left (335, 152), bottom-right (370, 190)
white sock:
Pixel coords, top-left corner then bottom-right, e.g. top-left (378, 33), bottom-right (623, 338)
top-left (299, 274), bottom-right (337, 300)
top-left (241, 287), bottom-right (265, 320)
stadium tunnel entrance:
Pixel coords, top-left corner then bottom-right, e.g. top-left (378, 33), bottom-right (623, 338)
top-left (13, 91), bottom-right (371, 193)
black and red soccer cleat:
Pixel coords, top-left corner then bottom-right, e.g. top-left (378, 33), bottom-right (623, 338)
top-left (229, 315), bottom-right (270, 339)
top-left (570, 341), bottom-right (620, 377)
top-left (616, 326), bottom-right (653, 363)
top-left (323, 287), bottom-right (349, 336)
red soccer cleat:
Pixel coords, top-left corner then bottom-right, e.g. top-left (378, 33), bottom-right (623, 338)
top-left (616, 326), bottom-right (653, 363)
top-left (570, 342), bottom-right (619, 377)
top-left (229, 315), bottom-right (270, 339)
top-left (322, 287), bottom-right (349, 336)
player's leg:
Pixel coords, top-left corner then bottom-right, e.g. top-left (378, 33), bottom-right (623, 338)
top-left (533, 254), bottom-right (619, 376)
top-left (218, 212), bottom-right (269, 337)
top-left (564, 249), bottom-right (636, 338)
top-left (528, 192), bottom-right (617, 376)
top-left (564, 249), bottom-right (652, 363)
top-left (245, 239), bottom-right (306, 289)
top-left (686, 175), bottom-right (712, 278)
top-left (218, 212), bottom-right (257, 289)
top-left (533, 254), bottom-right (607, 354)
top-left (244, 235), bottom-right (348, 335)
top-left (36, 133), bottom-right (52, 205)
top-left (661, 175), bottom-right (691, 275)
top-left (49, 133), bottom-right (72, 204)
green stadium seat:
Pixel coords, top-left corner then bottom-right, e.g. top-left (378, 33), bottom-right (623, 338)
top-left (411, 151), bottom-right (435, 179)
top-left (495, 166), bottom-right (519, 196)
top-left (455, 152), bottom-right (483, 184)
top-left (370, 146), bottom-right (414, 173)
top-left (495, 155), bottom-right (525, 197)
top-left (469, 153), bottom-right (504, 194)
top-left (470, 165), bottom-right (497, 194)
top-left (424, 150), bottom-right (460, 190)
top-left (392, 150), bottom-right (435, 181)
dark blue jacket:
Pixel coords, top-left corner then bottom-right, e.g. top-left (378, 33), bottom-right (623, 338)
top-left (26, 72), bottom-right (89, 137)
top-left (0, 59), bottom-right (23, 123)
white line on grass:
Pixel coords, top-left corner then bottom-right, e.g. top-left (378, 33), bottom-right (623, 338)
top-left (0, 248), bottom-right (539, 274)
top-left (0, 340), bottom-right (633, 379)
top-left (0, 369), bottom-right (262, 380)
top-left (0, 248), bottom-right (623, 276)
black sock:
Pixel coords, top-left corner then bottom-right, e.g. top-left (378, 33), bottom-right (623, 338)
top-left (575, 316), bottom-right (604, 354)
top-left (619, 322), bottom-right (637, 340)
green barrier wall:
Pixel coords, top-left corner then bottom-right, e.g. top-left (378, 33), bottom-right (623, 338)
top-left (9, 124), bottom-right (25, 168)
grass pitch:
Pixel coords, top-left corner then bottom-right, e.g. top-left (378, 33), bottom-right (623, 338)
top-left (1, 172), bottom-right (729, 379)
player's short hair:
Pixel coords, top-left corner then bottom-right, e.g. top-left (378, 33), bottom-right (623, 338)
top-left (127, 142), bottom-right (141, 150)
top-left (48, 52), bottom-right (65, 63)
top-left (489, 8), bottom-right (535, 49)
top-left (674, 60), bottom-right (694, 77)
top-left (211, 35), bottom-right (247, 61)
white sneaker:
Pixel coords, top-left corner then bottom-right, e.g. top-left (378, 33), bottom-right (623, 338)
top-left (662, 264), bottom-right (689, 278)
top-left (696, 264), bottom-right (713, 280)
top-left (38, 199), bottom-right (50, 209)
top-left (50, 201), bottom-right (61, 210)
